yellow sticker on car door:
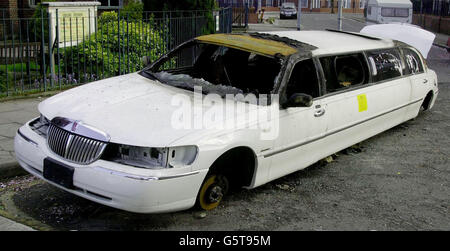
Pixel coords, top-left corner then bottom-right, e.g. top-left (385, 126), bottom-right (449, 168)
top-left (357, 94), bottom-right (368, 112)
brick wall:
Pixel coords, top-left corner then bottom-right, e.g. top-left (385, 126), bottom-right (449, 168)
top-left (413, 14), bottom-right (450, 35)
top-left (0, 0), bottom-right (18, 18)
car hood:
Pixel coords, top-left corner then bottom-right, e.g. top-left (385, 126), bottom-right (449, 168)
top-left (39, 73), bottom-right (259, 147)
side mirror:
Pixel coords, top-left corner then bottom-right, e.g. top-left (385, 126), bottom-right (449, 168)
top-left (283, 93), bottom-right (313, 108)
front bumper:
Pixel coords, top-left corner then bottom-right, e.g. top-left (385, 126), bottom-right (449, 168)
top-left (280, 13), bottom-right (297, 19)
top-left (14, 120), bottom-right (208, 213)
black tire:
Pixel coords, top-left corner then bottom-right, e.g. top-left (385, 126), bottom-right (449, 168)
top-left (422, 92), bottom-right (433, 111)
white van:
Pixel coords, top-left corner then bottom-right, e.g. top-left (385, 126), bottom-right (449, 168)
top-left (365, 0), bottom-right (413, 24)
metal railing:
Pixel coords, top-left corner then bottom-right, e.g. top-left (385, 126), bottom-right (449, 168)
top-left (413, 0), bottom-right (450, 17)
top-left (0, 7), bottom-right (232, 97)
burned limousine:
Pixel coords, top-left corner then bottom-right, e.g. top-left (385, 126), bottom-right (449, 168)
top-left (15, 30), bottom-right (438, 213)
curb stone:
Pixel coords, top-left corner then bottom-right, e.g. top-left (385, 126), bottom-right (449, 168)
top-left (0, 216), bottom-right (35, 231)
top-left (433, 42), bottom-right (450, 51)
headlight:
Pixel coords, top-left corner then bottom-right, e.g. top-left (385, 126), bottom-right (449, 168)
top-left (104, 144), bottom-right (198, 169)
top-left (29, 114), bottom-right (50, 137)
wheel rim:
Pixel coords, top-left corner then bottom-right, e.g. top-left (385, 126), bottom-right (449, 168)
top-left (199, 175), bottom-right (228, 210)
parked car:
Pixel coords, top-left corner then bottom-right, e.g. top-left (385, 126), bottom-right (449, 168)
top-left (280, 2), bottom-right (298, 19)
top-left (15, 30), bottom-right (438, 213)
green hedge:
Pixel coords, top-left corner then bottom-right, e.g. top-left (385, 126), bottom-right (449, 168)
top-left (63, 11), bottom-right (168, 79)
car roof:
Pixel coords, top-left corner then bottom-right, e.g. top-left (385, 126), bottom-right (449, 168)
top-left (195, 33), bottom-right (299, 57)
top-left (264, 30), bottom-right (396, 56)
top-left (195, 31), bottom-right (396, 59)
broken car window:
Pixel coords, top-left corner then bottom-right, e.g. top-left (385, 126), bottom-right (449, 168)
top-left (145, 41), bottom-right (282, 97)
top-left (367, 49), bottom-right (402, 83)
top-left (286, 59), bottom-right (320, 98)
top-left (320, 53), bottom-right (368, 93)
top-left (402, 48), bottom-right (424, 75)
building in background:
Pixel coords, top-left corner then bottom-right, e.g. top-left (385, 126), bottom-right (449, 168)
top-left (217, 0), bottom-right (365, 13)
top-left (411, 0), bottom-right (449, 35)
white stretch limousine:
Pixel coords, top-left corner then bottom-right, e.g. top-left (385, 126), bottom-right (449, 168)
top-left (14, 30), bottom-right (438, 213)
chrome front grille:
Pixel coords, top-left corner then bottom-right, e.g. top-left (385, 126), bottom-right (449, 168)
top-left (47, 124), bottom-right (108, 164)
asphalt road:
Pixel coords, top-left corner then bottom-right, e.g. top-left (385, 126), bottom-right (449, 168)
top-left (0, 15), bottom-right (448, 231)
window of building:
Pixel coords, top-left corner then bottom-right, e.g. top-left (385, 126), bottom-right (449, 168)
top-left (402, 48), bottom-right (424, 75)
top-left (29, 0), bottom-right (41, 7)
top-left (99, 0), bottom-right (123, 9)
top-left (285, 59), bottom-right (320, 98)
top-left (366, 49), bottom-right (403, 82)
top-left (320, 53), bottom-right (369, 93)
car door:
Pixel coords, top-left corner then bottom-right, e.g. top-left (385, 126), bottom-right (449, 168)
top-left (317, 49), bottom-right (411, 157)
top-left (401, 47), bottom-right (431, 116)
top-left (266, 58), bottom-right (328, 181)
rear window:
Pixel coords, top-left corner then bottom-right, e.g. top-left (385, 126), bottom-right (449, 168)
top-left (381, 8), bottom-right (409, 17)
top-left (282, 3), bottom-right (296, 8)
top-left (367, 49), bottom-right (403, 82)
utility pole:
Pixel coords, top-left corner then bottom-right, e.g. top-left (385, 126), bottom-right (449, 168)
top-left (297, 0), bottom-right (302, 30)
top-left (420, 0), bottom-right (424, 27)
top-left (338, 0), bottom-right (343, 31)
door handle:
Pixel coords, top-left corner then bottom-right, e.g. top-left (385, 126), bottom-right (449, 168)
top-left (314, 108), bottom-right (325, 117)
top-left (423, 79), bottom-right (428, 84)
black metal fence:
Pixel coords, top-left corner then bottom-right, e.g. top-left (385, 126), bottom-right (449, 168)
top-left (217, 0), bottom-right (249, 27)
top-left (0, 7), bottom-right (232, 97)
top-left (412, 0), bottom-right (450, 17)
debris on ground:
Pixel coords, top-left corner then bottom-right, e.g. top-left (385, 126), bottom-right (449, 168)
top-left (194, 211), bottom-right (207, 219)
top-left (265, 17), bottom-right (276, 24)
top-left (342, 144), bottom-right (364, 155)
top-left (275, 183), bottom-right (295, 192)
top-left (0, 175), bottom-right (37, 192)
top-left (318, 155), bottom-right (334, 166)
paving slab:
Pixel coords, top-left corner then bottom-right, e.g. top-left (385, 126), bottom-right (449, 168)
top-left (0, 215), bottom-right (35, 231)
top-left (0, 97), bottom-right (40, 173)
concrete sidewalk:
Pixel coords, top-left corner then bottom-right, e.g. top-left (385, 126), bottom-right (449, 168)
top-left (0, 97), bottom-right (41, 177)
top-left (0, 215), bottom-right (35, 231)
top-left (0, 98), bottom-right (40, 230)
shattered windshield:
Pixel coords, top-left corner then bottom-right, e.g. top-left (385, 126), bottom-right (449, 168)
top-left (143, 41), bottom-right (283, 97)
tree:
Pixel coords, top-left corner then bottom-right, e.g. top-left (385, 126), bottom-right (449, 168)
top-left (143, 0), bottom-right (218, 35)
